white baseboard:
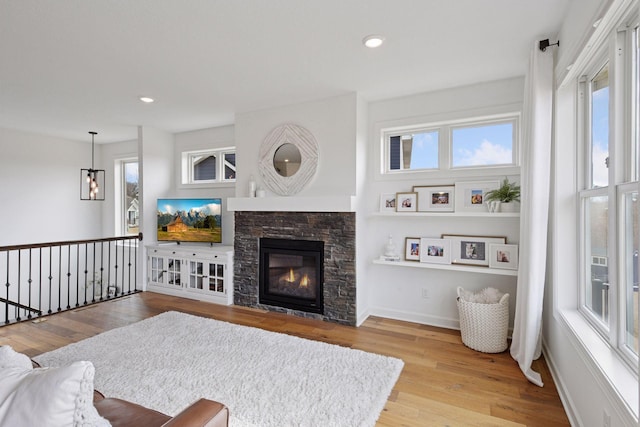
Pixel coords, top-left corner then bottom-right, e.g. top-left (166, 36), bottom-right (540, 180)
top-left (368, 306), bottom-right (460, 330)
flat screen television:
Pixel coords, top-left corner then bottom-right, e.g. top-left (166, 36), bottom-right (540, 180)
top-left (157, 198), bottom-right (222, 243)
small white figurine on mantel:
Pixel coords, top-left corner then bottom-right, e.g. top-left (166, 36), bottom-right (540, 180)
top-left (381, 234), bottom-right (400, 261)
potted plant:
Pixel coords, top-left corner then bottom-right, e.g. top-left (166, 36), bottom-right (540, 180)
top-left (485, 177), bottom-right (520, 212)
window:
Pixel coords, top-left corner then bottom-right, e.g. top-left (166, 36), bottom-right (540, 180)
top-left (387, 129), bottom-right (439, 171)
top-left (382, 115), bottom-right (518, 174)
top-left (181, 148), bottom-right (236, 185)
top-left (451, 120), bottom-right (515, 168)
top-left (578, 18), bottom-right (639, 367)
top-left (122, 160), bottom-right (139, 235)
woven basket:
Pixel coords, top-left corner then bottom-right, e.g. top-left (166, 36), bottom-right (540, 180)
top-left (456, 287), bottom-right (509, 353)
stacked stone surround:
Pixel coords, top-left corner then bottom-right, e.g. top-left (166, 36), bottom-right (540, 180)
top-left (234, 211), bottom-right (356, 325)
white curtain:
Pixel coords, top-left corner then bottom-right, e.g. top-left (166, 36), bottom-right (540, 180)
top-left (509, 42), bottom-right (554, 387)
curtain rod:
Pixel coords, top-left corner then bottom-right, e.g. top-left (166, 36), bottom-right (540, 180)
top-left (539, 39), bottom-right (560, 52)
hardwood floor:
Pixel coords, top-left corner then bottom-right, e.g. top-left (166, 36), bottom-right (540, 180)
top-left (0, 292), bottom-right (570, 426)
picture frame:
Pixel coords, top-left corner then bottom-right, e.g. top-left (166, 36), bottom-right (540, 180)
top-left (413, 185), bottom-right (455, 212)
top-left (379, 193), bottom-right (397, 212)
top-left (404, 237), bottom-right (421, 261)
top-left (454, 181), bottom-right (500, 212)
top-left (419, 238), bottom-right (452, 264)
top-left (396, 192), bottom-right (418, 212)
top-left (441, 234), bottom-right (507, 266)
top-left (489, 243), bottom-right (519, 270)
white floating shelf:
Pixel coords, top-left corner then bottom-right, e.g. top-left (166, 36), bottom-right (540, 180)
top-left (372, 259), bottom-right (518, 276)
top-left (370, 212), bottom-right (520, 218)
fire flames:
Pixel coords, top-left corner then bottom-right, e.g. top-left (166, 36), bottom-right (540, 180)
top-left (282, 269), bottom-right (310, 288)
top-left (299, 274), bottom-right (309, 288)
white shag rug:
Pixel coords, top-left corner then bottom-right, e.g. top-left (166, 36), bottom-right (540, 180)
top-left (34, 311), bottom-right (404, 427)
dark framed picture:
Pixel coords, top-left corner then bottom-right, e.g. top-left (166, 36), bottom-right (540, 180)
top-left (404, 237), bottom-right (421, 261)
top-left (413, 185), bottom-right (455, 212)
top-left (441, 234), bottom-right (507, 266)
top-left (396, 192), bottom-right (418, 212)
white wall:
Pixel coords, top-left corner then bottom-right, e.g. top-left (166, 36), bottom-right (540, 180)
top-left (0, 127), bottom-right (103, 245)
top-left (234, 93), bottom-right (359, 198)
top-left (173, 125), bottom-right (236, 246)
top-left (364, 78), bottom-right (524, 328)
top-left (139, 126), bottom-right (174, 288)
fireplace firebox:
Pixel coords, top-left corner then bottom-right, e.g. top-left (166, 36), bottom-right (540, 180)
top-left (259, 238), bottom-right (324, 314)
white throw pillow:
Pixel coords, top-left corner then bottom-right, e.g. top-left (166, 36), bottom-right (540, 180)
top-left (0, 360), bottom-right (111, 427)
top-left (0, 345), bottom-right (33, 370)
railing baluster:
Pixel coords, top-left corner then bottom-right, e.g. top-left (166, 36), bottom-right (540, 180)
top-left (5, 253), bottom-right (10, 325)
top-left (99, 241), bottom-right (104, 301)
top-left (57, 246), bottom-right (62, 312)
top-left (16, 251), bottom-right (21, 322)
top-left (75, 244), bottom-right (80, 308)
top-left (38, 248), bottom-right (42, 318)
top-left (66, 245), bottom-right (71, 310)
top-left (47, 248), bottom-right (52, 314)
top-left (27, 249), bottom-right (33, 319)
top-left (114, 242), bottom-right (119, 298)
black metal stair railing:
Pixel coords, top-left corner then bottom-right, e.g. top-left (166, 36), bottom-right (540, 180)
top-left (1, 234), bottom-right (142, 326)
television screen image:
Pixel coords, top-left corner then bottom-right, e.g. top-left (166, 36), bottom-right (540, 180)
top-left (157, 198), bottom-right (222, 243)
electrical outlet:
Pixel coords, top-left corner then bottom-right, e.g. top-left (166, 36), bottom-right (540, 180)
top-left (421, 288), bottom-right (430, 299)
top-left (603, 410), bottom-right (611, 427)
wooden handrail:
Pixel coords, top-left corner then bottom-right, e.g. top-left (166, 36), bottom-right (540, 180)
top-left (0, 233), bottom-right (142, 252)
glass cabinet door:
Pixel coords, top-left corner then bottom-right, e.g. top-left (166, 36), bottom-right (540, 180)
top-left (167, 257), bottom-right (181, 287)
top-left (189, 261), bottom-right (205, 290)
top-left (209, 263), bottom-right (225, 293)
top-left (150, 256), bottom-right (164, 283)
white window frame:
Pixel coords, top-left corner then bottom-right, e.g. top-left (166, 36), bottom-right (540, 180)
top-left (576, 10), bottom-right (639, 372)
top-left (180, 147), bottom-right (236, 187)
top-left (114, 157), bottom-right (139, 237)
top-left (380, 112), bottom-right (520, 179)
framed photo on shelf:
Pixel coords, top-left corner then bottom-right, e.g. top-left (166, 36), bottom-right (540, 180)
top-left (404, 237), bottom-right (421, 261)
top-left (419, 238), bottom-right (452, 264)
top-left (441, 234), bottom-right (506, 266)
top-left (454, 181), bottom-right (500, 212)
top-left (413, 185), bottom-right (455, 212)
top-left (379, 193), bottom-right (397, 212)
top-left (489, 243), bottom-right (519, 270)
top-left (396, 192), bottom-right (418, 212)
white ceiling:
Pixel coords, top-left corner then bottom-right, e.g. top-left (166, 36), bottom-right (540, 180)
top-left (0, 0), bottom-right (570, 143)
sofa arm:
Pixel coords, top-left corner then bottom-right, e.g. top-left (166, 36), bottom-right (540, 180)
top-left (162, 399), bottom-right (229, 427)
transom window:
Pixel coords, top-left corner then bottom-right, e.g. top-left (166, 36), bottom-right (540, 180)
top-left (382, 115), bottom-right (518, 174)
top-left (181, 147), bottom-right (236, 185)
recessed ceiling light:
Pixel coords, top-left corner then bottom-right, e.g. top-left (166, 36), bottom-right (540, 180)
top-left (139, 96), bottom-right (154, 103)
top-left (363, 35), bottom-right (385, 48)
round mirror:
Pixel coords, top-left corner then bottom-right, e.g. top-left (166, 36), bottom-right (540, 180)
top-left (273, 143), bottom-right (301, 177)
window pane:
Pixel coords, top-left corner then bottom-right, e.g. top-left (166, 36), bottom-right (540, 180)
top-left (591, 64), bottom-right (609, 188)
top-left (124, 161), bottom-right (139, 235)
top-left (585, 195), bottom-right (609, 326)
top-left (388, 131), bottom-right (438, 171)
top-left (193, 155), bottom-right (216, 181)
top-left (224, 153), bottom-right (236, 180)
top-left (451, 122), bottom-right (513, 167)
top-left (623, 191), bottom-right (639, 355)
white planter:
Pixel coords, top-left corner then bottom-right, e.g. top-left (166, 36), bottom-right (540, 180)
top-left (499, 202), bottom-right (519, 213)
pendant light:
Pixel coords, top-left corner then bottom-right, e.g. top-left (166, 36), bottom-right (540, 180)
top-left (80, 131), bottom-right (105, 200)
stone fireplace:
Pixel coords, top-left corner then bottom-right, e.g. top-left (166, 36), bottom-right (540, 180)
top-left (233, 211), bottom-right (356, 325)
